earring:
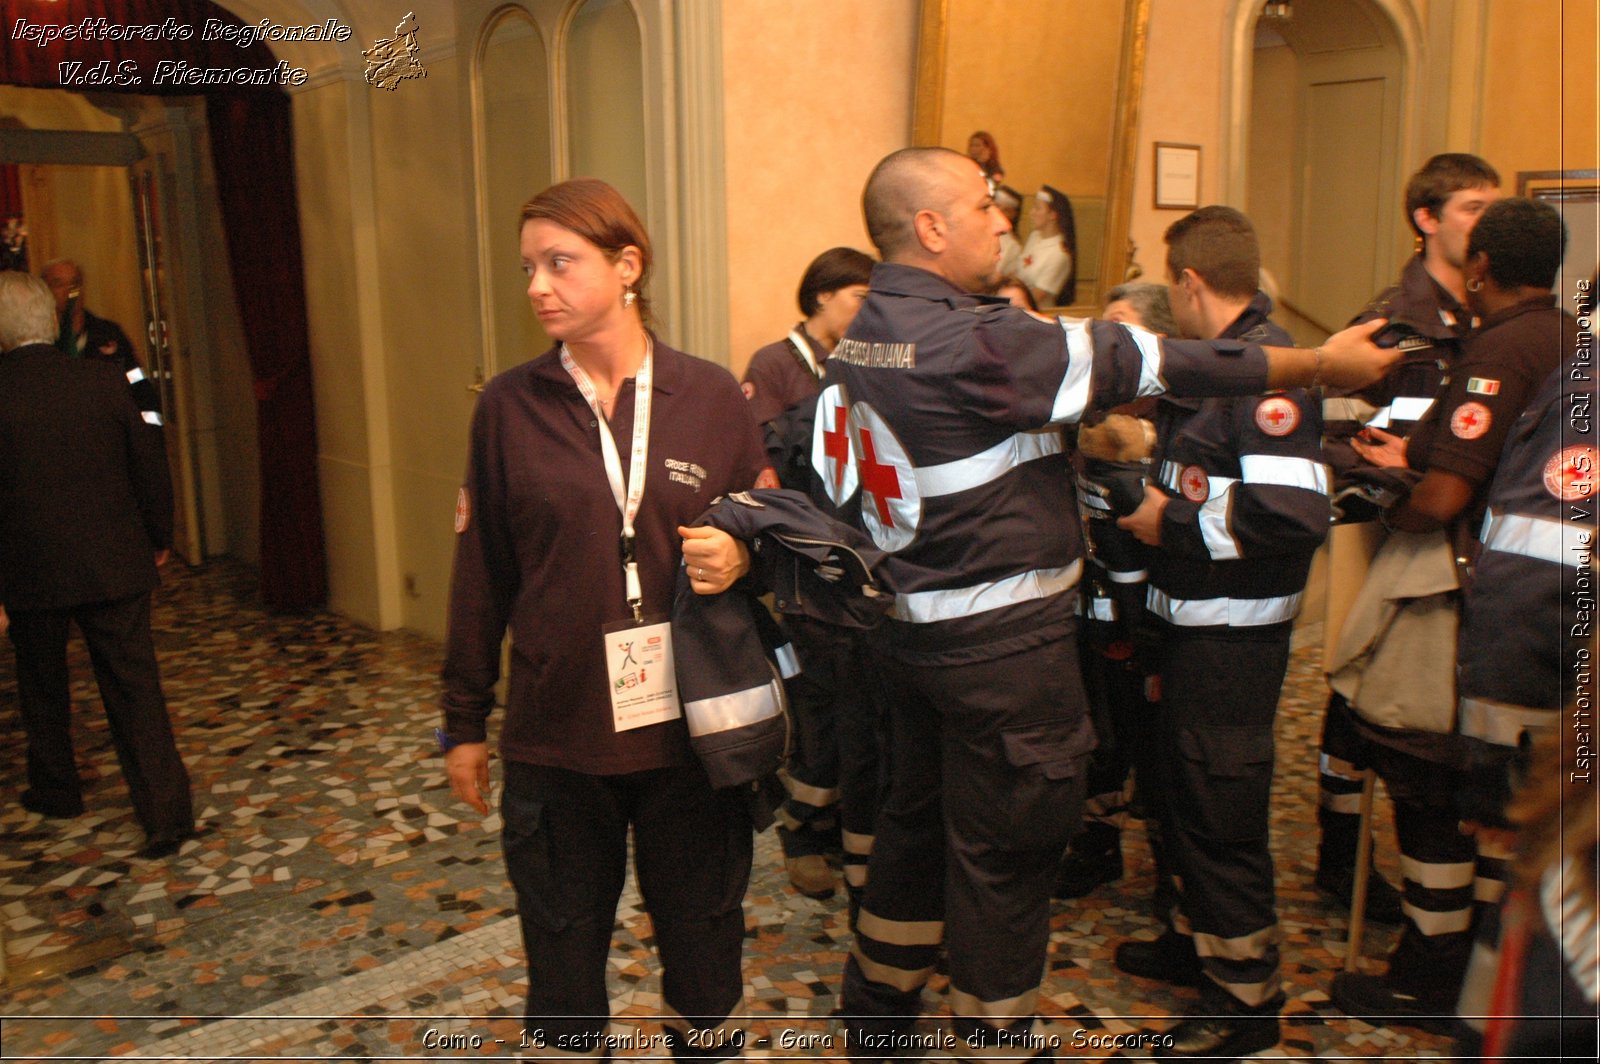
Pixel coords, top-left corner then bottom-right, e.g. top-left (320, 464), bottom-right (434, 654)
top-left (1466, 278), bottom-right (1483, 293)
top-left (623, 288), bottom-right (637, 309)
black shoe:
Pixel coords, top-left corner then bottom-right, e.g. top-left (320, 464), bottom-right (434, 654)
top-left (1329, 972), bottom-right (1460, 1035)
top-left (1053, 834), bottom-right (1123, 899)
top-left (1114, 931), bottom-right (1202, 988)
top-left (1316, 865), bottom-right (1404, 925)
top-left (20, 789), bottom-right (83, 818)
top-left (138, 827), bottom-right (195, 860)
top-left (1154, 1014), bottom-right (1280, 1058)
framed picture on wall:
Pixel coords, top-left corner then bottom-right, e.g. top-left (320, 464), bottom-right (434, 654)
top-left (1154, 142), bottom-right (1201, 210)
top-left (1518, 170), bottom-right (1599, 300)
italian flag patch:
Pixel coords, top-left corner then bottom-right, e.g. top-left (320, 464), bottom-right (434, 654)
top-left (1466, 377), bottom-right (1501, 395)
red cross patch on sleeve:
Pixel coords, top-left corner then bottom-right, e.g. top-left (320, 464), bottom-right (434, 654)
top-left (1179, 464), bottom-right (1210, 502)
top-left (754, 466), bottom-right (780, 490)
top-left (1450, 401), bottom-right (1492, 440)
top-left (741, 381), bottom-right (756, 400)
top-left (1254, 396), bottom-right (1300, 436)
top-left (454, 487), bottom-right (471, 534)
top-left (1544, 446), bottom-right (1597, 501)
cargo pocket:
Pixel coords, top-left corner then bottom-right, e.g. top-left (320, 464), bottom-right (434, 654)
top-left (500, 790), bottom-right (569, 932)
top-left (999, 716), bottom-right (1096, 851)
top-left (1175, 724), bottom-right (1274, 843)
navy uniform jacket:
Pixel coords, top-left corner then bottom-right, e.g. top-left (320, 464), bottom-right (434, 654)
top-left (743, 325), bottom-right (826, 427)
top-left (75, 310), bottom-right (164, 428)
top-left (1147, 294), bottom-right (1330, 632)
top-left (0, 342), bottom-right (173, 610)
top-left (1324, 255), bottom-right (1475, 485)
top-left (813, 262), bottom-right (1271, 665)
top-left (1456, 324), bottom-right (1593, 818)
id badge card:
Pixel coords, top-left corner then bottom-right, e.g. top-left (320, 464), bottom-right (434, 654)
top-left (601, 616), bottom-right (681, 732)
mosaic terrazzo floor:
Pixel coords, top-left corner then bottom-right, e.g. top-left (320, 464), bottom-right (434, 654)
top-left (1, 561), bottom-right (1453, 1060)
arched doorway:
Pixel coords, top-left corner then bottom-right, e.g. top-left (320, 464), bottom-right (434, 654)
top-left (0, 0), bottom-right (329, 612)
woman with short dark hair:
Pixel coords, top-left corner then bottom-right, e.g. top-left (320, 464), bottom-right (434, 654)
top-left (741, 246), bottom-right (873, 427)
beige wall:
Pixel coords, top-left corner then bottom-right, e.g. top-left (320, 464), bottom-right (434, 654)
top-left (1479, 0), bottom-right (1598, 183)
top-left (368, 53), bottom-right (483, 639)
top-left (1127, 0), bottom-right (1235, 282)
top-left (1247, 43), bottom-right (1299, 299)
top-left (720, 0), bottom-right (918, 377)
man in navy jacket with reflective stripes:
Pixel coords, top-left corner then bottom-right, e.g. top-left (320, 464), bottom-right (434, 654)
top-left (821, 148), bottom-right (1394, 1060)
top-left (1113, 208), bottom-right (1328, 1059)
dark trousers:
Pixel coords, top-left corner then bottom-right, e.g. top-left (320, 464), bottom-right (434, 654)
top-left (1362, 743), bottom-right (1487, 1005)
top-left (778, 620), bottom-right (886, 914)
top-left (501, 761), bottom-right (751, 1059)
top-left (843, 637), bottom-right (1091, 1054)
top-left (1316, 693), bottom-right (1370, 875)
top-left (7, 592), bottom-right (192, 837)
top-left (1148, 627), bottom-right (1288, 1014)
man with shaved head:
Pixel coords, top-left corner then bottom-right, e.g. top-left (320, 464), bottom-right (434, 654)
top-left (820, 147), bottom-right (1396, 1059)
top-left (40, 258), bottom-right (162, 428)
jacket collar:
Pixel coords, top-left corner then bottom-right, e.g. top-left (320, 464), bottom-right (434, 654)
top-left (1475, 292), bottom-right (1558, 332)
top-left (528, 333), bottom-right (683, 395)
top-left (868, 262), bottom-right (1006, 310)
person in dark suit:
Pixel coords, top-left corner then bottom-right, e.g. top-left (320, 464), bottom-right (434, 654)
top-left (0, 271), bottom-right (193, 859)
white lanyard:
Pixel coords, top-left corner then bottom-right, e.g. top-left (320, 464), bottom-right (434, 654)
top-left (561, 339), bottom-right (654, 621)
top-left (787, 327), bottom-right (821, 379)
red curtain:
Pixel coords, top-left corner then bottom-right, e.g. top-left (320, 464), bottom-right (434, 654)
top-left (0, 0), bottom-right (327, 612)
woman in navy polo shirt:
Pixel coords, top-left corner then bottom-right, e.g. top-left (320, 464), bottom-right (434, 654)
top-left (439, 178), bottom-right (771, 1059)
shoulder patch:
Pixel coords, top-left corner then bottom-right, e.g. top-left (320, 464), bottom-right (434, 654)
top-left (455, 487), bottom-right (471, 534)
top-left (1179, 464), bottom-right (1210, 502)
top-left (741, 381), bottom-right (756, 400)
top-left (1465, 377), bottom-right (1501, 396)
top-left (753, 466), bottom-right (780, 490)
top-left (1544, 446), bottom-right (1597, 501)
top-left (1450, 401), bottom-right (1492, 440)
top-left (1255, 396), bottom-right (1300, 436)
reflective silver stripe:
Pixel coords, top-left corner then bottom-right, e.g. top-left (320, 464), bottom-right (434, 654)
top-left (1319, 752), bottom-right (1364, 781)
top-left (774, 642), bottom-right (800, 679)
top-left (1481, 510), bottom-right (1591, 569)
top-left (889, 560), bottom-right (1082, 624)
top-left (850, 944), bottom-right (934, 992)
top-left (1475, 877), bottom-right (1506, 904)
top-left (1400, 855), bottom-right (1475, 890)
top-left (1403, 901), bottom-right (1473, 936)
top-left (659, 1003), bottom-right (746, 1044)
top-left (1126, 322), bottom-right (1166, 397)
top-left (1049, 318), bottom-right (1096, 424)
top-left (1193, 924), bottom-right (1277, 962)
top-left (844, 865), bottom-right (868, 887)
top-left (1087, 597), bottom-right (1116, 621)
top-left (683, 681), bottom-right (781, 737)
top-left (1323, 396), bottom-right (1379, 422)
top-left (858, 909), bottom-right (944, 946)
top-left (1146, 587), bottom-right (1302, 627)
top-left (1107, 567), bottom-right (1147, 584)
top-left (915, 430), bottom-right (1063, 498)
top-left (1367, 395), bottom-right (1436, 429)
top-left (1160, 460), bottom-right (1181, 490)
top-left (1459, 695), bottom-right (1555, 748)
top-left (779, 769), bottom-right (838, 808)
top-left (1081, 490), bottom-right (1113, 511)
top-left (1239, 454), bottom-right (1329, 494)
top-left (945, 986), bottom-right (1041, 1025)
top-left (1197, 478), bottom-right (1241, 560)
top-left (842, 830), bottom-right (873, 855)
top-left (1476, 834), bottom-right (1515, 862)
top-left (141, 410), bottom-right (164, 426)
top-left (126, 366), bottom-right (146, 384)
top-left (1207, 970), bottom-right (1282, 1008)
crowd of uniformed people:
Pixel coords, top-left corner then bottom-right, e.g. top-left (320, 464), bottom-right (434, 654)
top-left (427, 146), bottom-right (1593, 1061)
